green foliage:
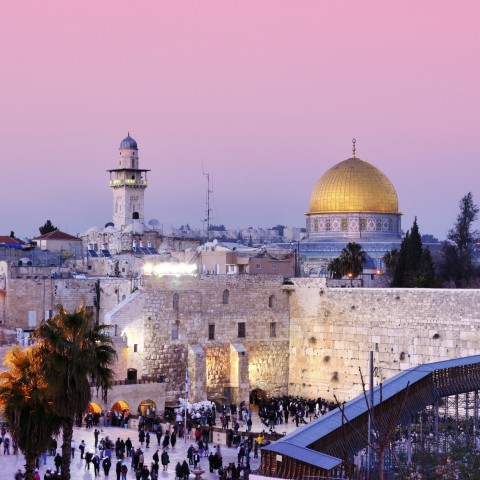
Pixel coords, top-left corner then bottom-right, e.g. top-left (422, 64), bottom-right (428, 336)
top-left (328, 242), bottom-right (367, 279)
top-left (39, 219), bottom-right (58, 235)
top-left (391, 218), bottom-right (436, 287)
top-left (34, 305), bottom-right (116, 479)
top-left (441, 192), bottom-right (479, 287)
top-left (0, 346), bottom-right (61, 480)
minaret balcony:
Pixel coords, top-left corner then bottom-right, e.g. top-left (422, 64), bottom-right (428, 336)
top-left (110, 179), bottom-right (147, 187)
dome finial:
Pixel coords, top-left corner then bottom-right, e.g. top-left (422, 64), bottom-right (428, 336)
top-left (352, 138), bottom-right (356, 158)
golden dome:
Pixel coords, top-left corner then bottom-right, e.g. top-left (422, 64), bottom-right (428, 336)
top-left (309, 157), bottom-right (399, 214)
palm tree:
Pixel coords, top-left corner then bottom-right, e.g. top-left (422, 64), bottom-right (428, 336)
top-left (0, 346), bottom-right (61, 480)
top-left (339, 242), bottom-right (367, 279)
top-left (34, 305), bottom-right (117, 480)
top-left (328, 258), bottom-right (343, 279)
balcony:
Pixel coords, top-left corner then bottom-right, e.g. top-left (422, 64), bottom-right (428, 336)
top-left (110, 179), bottom-right (147, 187)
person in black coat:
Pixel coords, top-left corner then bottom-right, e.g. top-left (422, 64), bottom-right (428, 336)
top-left (161, 450), bottom-right (170, 471)
top-left (103, 456), bottom-right (112, 476)
top-left (181, 460), bottom-right (190, 480)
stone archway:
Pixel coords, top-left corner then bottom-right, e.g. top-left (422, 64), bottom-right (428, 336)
top-left (250, 388), bottom-right (267, 406)
top-left (109, 400), bottom-right (131, 427)
top-left (138, 399), bottom-right (156, 417)
top-left (88, 402), bottom-right (102, 414)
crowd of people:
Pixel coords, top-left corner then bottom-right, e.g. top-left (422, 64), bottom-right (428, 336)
top-left (11, 395), bottom-right (334, 479)
top-left (256, 395), bottom-right (338, 432)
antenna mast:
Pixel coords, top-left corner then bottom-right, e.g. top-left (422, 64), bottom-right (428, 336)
top-left (203, 168), bottom-right (213, 243)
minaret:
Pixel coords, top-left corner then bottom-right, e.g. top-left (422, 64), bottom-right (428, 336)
top-left (108, 133), bottom-right (150, 230)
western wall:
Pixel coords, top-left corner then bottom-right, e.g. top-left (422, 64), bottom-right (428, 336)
top-left (288, 280), bottom-right (480, 402)
top-left (3, 265), bottom-right (480, 408)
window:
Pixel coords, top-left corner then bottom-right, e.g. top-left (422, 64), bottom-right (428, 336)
top-left (272, 264), bottom-right (277, 270)
top-left (268, 295), bottom-right (275, 308)
top-left (208, 324), bottom-right (215, 340)
top-left (171, 324), bottom-right (179, 340)
top-left (28, 311), bottom-right (37, 328)
top-left (222, 289), bottom-right (229, 305)
top-left (134, 344), bottom-right (138, 353)
top-left (238, 322), bottom-right (246, 338)
top-left (173, 293), bottom-right (179, 310)
top-left (270, 322), bottom-right (276, 337)
top-left (256, 264), bottom-right (261, 270)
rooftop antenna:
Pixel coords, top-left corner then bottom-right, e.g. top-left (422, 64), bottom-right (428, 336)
top-left (202, 166), bottom-right (213, 243)
top-left (352, 138), bottom-right (357, 158)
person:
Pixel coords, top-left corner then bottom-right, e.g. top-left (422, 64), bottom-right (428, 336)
top-left (162, 432), bottom-right (170, 449)
top-left (152, 449), bottom-right (159, 465)
top-left (145, 432), bottom-right (150, 448)
top-left (175, 461), bottom-right (183, 480)
top-left (93, 453), bottom-right (101, 477)
top-left (71, 439), bottom-right (76, 458)
top-left (94, 428), bottom-right (100, 448)
top-left (116, 459), bottom-right (122, 480)
top-left (193, 449), bottom-right (200, 468)
top-left (125, 437), bottom-right (132, 457)
top-left (85, 450), bottom-right (93, 470)
top-left (181, 460), bottom-right (190, 480)
top-left (121, 462), bottom-right (128, 480)
top-left (161, 450), bottom-right (170, 471)
top-left (187, 444), bottom-right (194, 465)
top-left (151, 462), bottom-right (159, 480)
top-left (54, 452), bottom-right (62, 473)
top-left (103, 456), bottom-right (112, 476)
top-left (15, 469), bottom-right (24, 480)
top-left (170, 431), bottom-right (176, 449)
top-left (79, 440), bottom-right (86, 459)
top-left (3, 435), bottom-right (10, 454)
top-left (208, 452), bottom-right (215, 472)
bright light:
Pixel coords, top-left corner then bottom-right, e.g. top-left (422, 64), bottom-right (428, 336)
top-left (143, 262), bottom-right (197, 277)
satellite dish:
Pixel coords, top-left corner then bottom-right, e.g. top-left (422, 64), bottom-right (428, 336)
top-left (213, 239), bottom-right (218, 245)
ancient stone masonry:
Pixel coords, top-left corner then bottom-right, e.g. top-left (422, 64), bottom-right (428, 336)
top-left (106, 274), bottom-right (291, 404)
top-left (288, 284), bottom-right (480, 402)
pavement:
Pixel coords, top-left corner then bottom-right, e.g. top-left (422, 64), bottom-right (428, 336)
top-left (0, 408), bottom-right (312, 479)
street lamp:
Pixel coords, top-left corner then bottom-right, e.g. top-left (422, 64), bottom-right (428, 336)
top-left (348, 272), bottom-right (353, 287)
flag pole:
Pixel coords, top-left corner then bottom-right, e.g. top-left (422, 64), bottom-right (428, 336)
top-left (185, 364), bottom-right (188, 443)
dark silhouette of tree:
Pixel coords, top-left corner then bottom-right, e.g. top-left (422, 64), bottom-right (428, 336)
top-left (328, 258), bottom-right (343, 279)
top-left (392, 218), bottom-right (435, 287)
top-left (339, 242), bottom-right (367, 279)
top-left (441, 192), bottom-right (479, 287)
top-left (34, 306), bottom-right (116, 480)
top-left (39, 220), bottom-right (58, 235)
top-left (0, 346), bottom-right (62, 480)
top-left (382, 249), bottom-right (399, 277)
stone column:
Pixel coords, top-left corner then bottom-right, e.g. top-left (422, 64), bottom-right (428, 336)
top-left (188, 344), bottom-right (207, 403)
top-left (230, 343), bottom-right (249, 405)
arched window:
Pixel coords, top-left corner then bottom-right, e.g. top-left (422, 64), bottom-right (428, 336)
top-left (173, 293), bottom-right (179, 310)
top-left (222, 289), bottom-right (229, 305)
top-left (268, 295), bottom-right (275, 308)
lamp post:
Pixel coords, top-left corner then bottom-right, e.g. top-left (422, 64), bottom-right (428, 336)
top-left (348, 272), bottom-right (353, 287)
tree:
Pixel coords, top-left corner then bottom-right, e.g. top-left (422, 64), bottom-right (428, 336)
top-left (338, 242), bottom-right (367, 279)
top-left (382, 249), bottom-right (399, 277)
top-left (441, 192), bottom-right (479, 287)
top-left (39, 220), bottom-right (58, 235)
top-left (34, 306), bottom-right (116, 480)
top-left (392, 218), bottom-right (436, 287)
top-left (0, 346), bottom-right (61, 480)
top-left (328, 258), bottom-right (343, 279)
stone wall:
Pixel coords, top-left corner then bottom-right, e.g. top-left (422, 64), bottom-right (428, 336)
top-left (288, 283), bottom-right (480, 402)
top-left (108, 274), bottom-right (291, 403)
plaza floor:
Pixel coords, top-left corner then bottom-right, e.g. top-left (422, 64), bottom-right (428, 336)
top-left (0, 410), bottom-right (310, 479)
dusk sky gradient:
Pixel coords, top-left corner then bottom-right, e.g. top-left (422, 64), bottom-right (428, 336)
top-left (2, 1), bottom-right (480, 240)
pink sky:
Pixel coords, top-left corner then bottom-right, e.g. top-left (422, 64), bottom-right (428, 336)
top-left (2, 1), bottom-right (479, 239)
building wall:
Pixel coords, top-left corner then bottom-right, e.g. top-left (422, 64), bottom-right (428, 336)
top-left (288, 282), bottom-right (480, 402)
